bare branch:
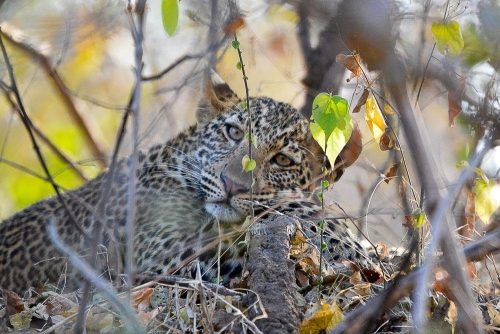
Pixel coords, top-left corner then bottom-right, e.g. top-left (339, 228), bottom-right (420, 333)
top-left (141, 53), bottom-right (205, 82)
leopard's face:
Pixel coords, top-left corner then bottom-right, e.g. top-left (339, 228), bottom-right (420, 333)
top-left (193, 97), bottom-right (324, 223)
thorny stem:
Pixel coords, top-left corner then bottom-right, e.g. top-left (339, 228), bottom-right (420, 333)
top-left (318, 152), bottom-right (327, 291)
top-left (234, 35), bottom-right (255, 223)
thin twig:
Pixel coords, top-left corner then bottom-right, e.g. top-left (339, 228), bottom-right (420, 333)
top-left (234, 35), bottom-right (254, 222)
top-left (125, 0), bottom-right (146, 299)
top-left (141, 53), bottom-right (205, 81)
top-left (74, 2), bottom-right (147, 329)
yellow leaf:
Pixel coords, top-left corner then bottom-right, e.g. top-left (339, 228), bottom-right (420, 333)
top-left (268, 3), bottom-right (299, 24)
top-left (310, 122), bottom-right (353, 168)
top-left (299, 301), bottom-right (343, 334)
top-left (431, 20), bottom-right (464, 56)
top-left (364, 96), bottom-right (387, 144)
top-left (473, 180), bottom-right (500, 223)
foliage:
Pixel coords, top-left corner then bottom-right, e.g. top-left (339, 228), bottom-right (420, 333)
top-left (161, 0), bottom-right (179, 36)
top-left (309, 93), bottom-right (352, 167)
top-left (431, 20), bottom-right (464, 56)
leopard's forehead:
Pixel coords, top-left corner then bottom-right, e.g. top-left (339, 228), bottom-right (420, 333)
top-left (222, 97), bottom-right (308, 141)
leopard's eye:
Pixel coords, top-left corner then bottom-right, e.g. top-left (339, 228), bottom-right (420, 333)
top-left (225, 124), bottom-right (245, 141)
top-left (272, 153), bottom-right (294, 167)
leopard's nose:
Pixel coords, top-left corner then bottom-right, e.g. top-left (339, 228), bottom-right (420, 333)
top-left (221, 173), bottom-right (249, 198)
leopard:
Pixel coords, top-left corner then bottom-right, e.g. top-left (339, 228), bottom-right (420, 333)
top-left (0, 75), bottom-right (367, 294)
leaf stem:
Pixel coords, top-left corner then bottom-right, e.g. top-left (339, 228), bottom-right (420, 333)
top-left (234, 35), bottom-right (255, 222)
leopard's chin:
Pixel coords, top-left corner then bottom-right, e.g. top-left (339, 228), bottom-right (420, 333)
top-left (204, 202), bottom-right (246, 223)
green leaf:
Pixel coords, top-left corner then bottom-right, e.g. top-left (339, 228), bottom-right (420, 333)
top-left (319, 219), bottom-right (325, 231)
top-left (310, 93), bottom-right (349, 141)
top-left (161, 0), bottom-right (179, 36)
top-left (321, 180), bottom-right (329, 189)
top-left (245, 133), bottom-right (258, 148)
top-left (412, 208), bottom-right (426, 228)
top-left (242, 155), bottom-right (256, 172)
top-left (310, 121), bottom-right (353, 169)
top-left (317, 191), bottom-right (324, 202)
top-left (461, 24), bottom-right (490, 67)
top-left (242, 101), bottom-right (247, 109)
top-left (431, 20), bottom-right (464, 56)
top-left (321, 242), bottom-right (327, 251)
top-left (232, 40), bottom-right (240, 49)
top-left (236, 61), bottom-right (242, 70)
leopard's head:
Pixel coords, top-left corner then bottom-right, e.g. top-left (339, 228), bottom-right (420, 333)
top-left (193, 74), bottom-right (361, 223)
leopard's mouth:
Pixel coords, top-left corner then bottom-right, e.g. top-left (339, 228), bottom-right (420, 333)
top-left (204, 199), bottom-right (246, 223)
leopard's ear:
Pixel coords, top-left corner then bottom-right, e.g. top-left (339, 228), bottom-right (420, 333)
top-left (196, 72), bottom-right (240, 124)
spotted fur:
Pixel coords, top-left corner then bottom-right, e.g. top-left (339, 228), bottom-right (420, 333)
top-left (0, 82), bottom-right (366, 293)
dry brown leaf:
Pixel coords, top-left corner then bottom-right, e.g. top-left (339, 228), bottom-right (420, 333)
top-left (379, 129), bottom-right (395, 151)
top-left (488, 303), bottom-right (500, 326)
top-left (45, 294), bottom-right (78, 316)
top-left (353, 283), bottom-right (372, 297)
top-left (2, 290), bottom-right (25, 315)
top-left (448, 76), bottom-right (466, 127)
top-left (433, 268), bottom-right (451, 298)
top-left (447, 301), bottom-right (457, 331)
top-left (465, 190), bottom-right (477, 234)
top-left (353, 88), bottom-right (369, 113)
top-left (361, 268), bottom-right (382, 284)
top-left (132, 287), bottom-right (154, 311)
top-left (138, 308), bottom-right (160, 327)
top-left (86, 308), bottom-right (114, 331)
top-left (384, 162), bottom-right (400, 183)
top-left (295, 270), bottom-right (310, 287)
top-left (336, 53), bottom-right (362, 78)
top-left (223, 15), bottom-right (245, 35)
top-left (375, 242), bottom-right (389, 259)
top-left (297, 256), bottom-right (320, 276)
top-left (349, 271), bottom-right (363, 285)
top-left (338, 123), bottom-right (363, 168)
top-left (290, 230), bottom-right (308, 246)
